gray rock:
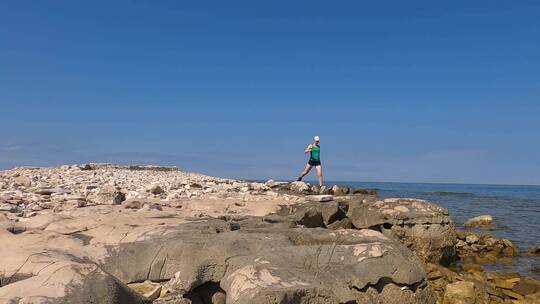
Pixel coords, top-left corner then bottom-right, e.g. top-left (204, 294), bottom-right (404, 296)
top-left (331, 185), bottom-right (351, 196)
top-left (353, 188), bottom-right (378, 195)
top-left (349, 198), bottom-right (457, 265)
top-left (99, 220), bottom-right (434, 304)
top-left (35, 188), bottom-right (55, 195)
top-left (0, 203), bottom-right (19, 213)
top-left (306, 194), bottom-right (334, 202)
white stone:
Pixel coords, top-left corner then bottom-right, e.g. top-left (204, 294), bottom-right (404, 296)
top-left (306, 195), bottom-right (334, 202)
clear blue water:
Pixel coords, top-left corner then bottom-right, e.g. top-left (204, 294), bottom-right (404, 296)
top-left (335, 181), bottom-right (540, 278)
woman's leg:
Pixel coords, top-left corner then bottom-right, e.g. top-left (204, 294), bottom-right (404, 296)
top-left (316, 165), bottom-right (323, 186)
top-left (298, 164), bottom-right (313, 181)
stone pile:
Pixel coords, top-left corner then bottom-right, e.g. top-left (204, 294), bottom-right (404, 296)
top-left (456, 230), bottom-right (520, 264)
top-left (426, 262), bottom-right (540, 303)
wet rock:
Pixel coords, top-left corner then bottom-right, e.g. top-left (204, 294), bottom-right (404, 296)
top-left (443, 281), bottom-right (476, 304)
top-left (457, 232), bottom-right (519, 261)
top-left (513, 277), bottom-right (540, 296)
top-left (528, 245), bottom-right (540, 256)
top-left (513, 293), bottom-right (540, 304)
top-left (354, 188), bottom-right (378, 195)
top-left (129, 280), bottom-right (163, 301)
top-left (464, 215), bottom-right (495, 229)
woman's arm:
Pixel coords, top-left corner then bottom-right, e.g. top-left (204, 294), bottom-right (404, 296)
top-left (304, 144), bottom-right (313, 154)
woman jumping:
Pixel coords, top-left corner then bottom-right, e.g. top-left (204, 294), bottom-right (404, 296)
top-left (297, 136), bottom-right (323, 186)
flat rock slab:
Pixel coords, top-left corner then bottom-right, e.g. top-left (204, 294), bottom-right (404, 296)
top-left (0, 214), bottom-right (435, 304)
top-left (306, 194), bottom-right (334, 202)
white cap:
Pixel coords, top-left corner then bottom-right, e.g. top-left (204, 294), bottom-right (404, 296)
top-left (314, 136), bottom-right (320, 141)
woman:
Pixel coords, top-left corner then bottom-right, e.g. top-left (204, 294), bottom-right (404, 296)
top-left (297, 136), bottom-right (323, 186)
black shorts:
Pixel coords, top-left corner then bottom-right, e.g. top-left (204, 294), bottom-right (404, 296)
top-left (308, 159), bottom-right (321, 166)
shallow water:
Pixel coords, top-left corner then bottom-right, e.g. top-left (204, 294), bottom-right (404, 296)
top-left (338, 181), bottom-right (540, 279)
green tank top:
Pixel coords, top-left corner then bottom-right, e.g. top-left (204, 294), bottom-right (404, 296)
top-left (310, 145), bottom-right (320, 161)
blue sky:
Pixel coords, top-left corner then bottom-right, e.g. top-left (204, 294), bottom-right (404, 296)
top-left (1, 1), bottom-right (539, 185)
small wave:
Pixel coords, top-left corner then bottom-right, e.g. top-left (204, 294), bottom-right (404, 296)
top-left (428, 191), bottom-right (475, 197)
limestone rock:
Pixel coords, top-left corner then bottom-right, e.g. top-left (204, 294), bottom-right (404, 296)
top-left (306, 194), bottom-right (334, 202)
top-left (14, 176), bottom-right (32, 187)
top-left (331, 185), bottom-right (350, 196)
top-left (443, 281), bottom-right (476, 304)
top-left (276, 201), bottom-right (348, 227)
top-left (318, 185), bottom-right (331, 194)
top-left (465, 234), bottom-right (480, 244)
top-left (457, 232), bottom-right (519, 260)
top-left (123, 199), bottom-right (146, 209)
top-left (102, 221), bottom-right (434, 304)
top-left (129, 280), bottom-right (163, 301)
top-left (349, 198), bottom-right (457, 265)
top-left (89, 186), bottom-right (126, 205)
top-left (513, 277), bottom-right (540, 296)
top-left (289, 181), bottom-right (310, 193)
top-left (149, 184), bottom-right (165, 195)
top-left (0, 203), bottom-right (19, 213)
top-left (464, 215), bottom-right (495, 229)
top-left (0, 212), bottom-right (434, 303)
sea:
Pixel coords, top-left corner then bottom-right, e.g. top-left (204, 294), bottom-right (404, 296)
top-left (334, 181), bottom-right (540, 279)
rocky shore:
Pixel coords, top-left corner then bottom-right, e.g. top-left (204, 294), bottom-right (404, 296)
top-left (0, 164), bottom-right (538, 304)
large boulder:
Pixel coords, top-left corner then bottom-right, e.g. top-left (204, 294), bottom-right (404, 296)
top-left (0, 229), bottom-right (148, 303)
top-left (101, 221), bottom-right (435, 304)
top-left (0, 215), bottom-right (436, 304)
top-left (349, 198), bottom-right (457, 265)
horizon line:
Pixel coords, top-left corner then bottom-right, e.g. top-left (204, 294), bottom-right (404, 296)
top-left (1, 164), bottom-right (539, 187)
